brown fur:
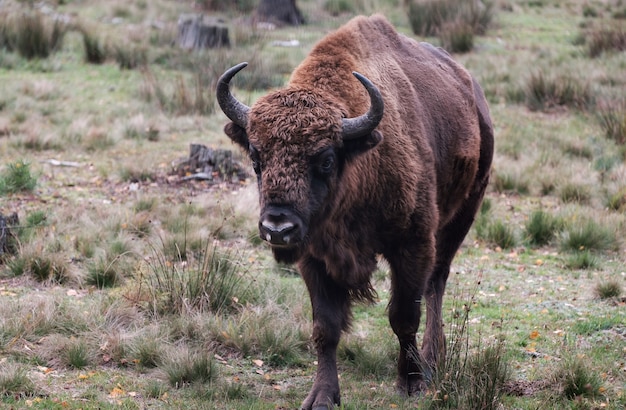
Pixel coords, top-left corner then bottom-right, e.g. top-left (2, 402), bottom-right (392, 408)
top-left (221, 14), bottom-right (493, 410)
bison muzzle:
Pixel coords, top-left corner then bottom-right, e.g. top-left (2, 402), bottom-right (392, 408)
top-left (217, 14), bottom-right (494, 410)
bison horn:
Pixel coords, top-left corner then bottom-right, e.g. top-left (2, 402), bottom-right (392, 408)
top-left (342, 72), bottom-right (384, 140)
top-left (216, 62), bottom-right (250, 129)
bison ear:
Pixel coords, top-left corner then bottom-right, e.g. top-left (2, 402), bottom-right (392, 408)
top-left (224, 122), bottom-right (249, 149)
top-left (343, 130), bottom-right (383, 160)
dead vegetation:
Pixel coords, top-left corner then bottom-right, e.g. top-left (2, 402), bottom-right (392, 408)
top-left (0, 0), bottom-right (625, 408)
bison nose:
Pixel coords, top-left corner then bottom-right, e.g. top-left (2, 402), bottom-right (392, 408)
top-left (259, 207), bottom-right (302, 247)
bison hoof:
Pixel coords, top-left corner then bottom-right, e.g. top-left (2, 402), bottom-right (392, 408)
top-left (396, 376), bottom-right (428, 397)
top-left (301, 386), bottom-right (340, 410)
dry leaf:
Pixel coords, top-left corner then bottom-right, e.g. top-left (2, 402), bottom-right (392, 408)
top-left (109, 387), bottom-right (125, 398)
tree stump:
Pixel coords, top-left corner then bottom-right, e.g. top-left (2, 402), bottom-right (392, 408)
top-left (177, 14), bottom-right (230, 50)
top-left (173, 144), bottom-right (249, 184)
top-left (0, 212), bottom-right (19, 260)
top-left (255, 0), bottom-right (305, 26)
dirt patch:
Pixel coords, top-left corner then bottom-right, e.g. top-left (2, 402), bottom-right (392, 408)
top-left (503, 379), bottom-right (553, 396)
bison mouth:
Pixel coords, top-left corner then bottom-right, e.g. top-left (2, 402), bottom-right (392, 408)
top-left (258, 205), bottom-right (307, 248)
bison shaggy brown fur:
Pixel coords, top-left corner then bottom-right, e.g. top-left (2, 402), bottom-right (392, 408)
top-left (217, 14), bottom-right (494, 410)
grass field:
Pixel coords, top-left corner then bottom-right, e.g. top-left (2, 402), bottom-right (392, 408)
top-left (1, 0), bottom-right (625, 409)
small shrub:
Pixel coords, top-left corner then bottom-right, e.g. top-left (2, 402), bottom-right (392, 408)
top-left (594, 280), bottom-right (622, 300)
top-left (0, 160), bottom-right (37, 195)
top-left (552, 356), bottom-right (603, 399)
top-left (559, 183), bottom-right (591, 204)
top-left (525, 71), bottom-right (593, 111)
top-left (525, 210), bottom-right (562, 246)
top-left (560, 220), bottom-right (618, 253)
top-left (596, 98), bottom-right (626, 145)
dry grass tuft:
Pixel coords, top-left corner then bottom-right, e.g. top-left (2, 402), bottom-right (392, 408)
top-left (596, 98), bottom-right (626, 145)
top-left (4, 10), bottom-right (68, 60)
top-left (0, 363), bottom-right (37, 398)
top-left (594, 280), bottom-right (623, 300)
top-left (525, 71), bottom-right (593, 112)
top-left (585, 24), bottom-right (626, 57)
top-left (551, 355), bottom-right (603, 400)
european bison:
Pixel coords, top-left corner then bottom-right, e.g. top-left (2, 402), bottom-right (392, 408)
top-left (217, 14), bottom-right (494, 409)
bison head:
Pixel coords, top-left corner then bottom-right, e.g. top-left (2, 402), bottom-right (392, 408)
top-left (217, 63), bottom-right (384, 263)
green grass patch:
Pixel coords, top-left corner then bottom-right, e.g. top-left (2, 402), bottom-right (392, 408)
top-left (0, 160), bottom-right (37, 195)
top-left (552, 356), bottom-right (603, 399)
top-left (0, 363), bottom-right (37, 398)
top-left (565, 250), bottom-right (600, 270)
top-left (560, 219), bottom-right (618, 253)
top-left (524, 210), bottom-right (562, 246)
top-left (559, 183), bottom-right (591, 204)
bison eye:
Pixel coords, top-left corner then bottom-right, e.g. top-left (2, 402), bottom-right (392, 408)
top-left (315, 150), bottom-right (336, 176)
top-left (249, 145), bottom-right (261, 175)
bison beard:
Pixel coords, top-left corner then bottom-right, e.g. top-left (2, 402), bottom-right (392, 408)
top-left (217, 14), bottom-right (494, 410)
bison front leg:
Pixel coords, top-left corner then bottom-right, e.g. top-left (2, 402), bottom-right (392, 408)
top-left (299, 256), bottom-right (351, 410)
top-left (387, 241), bottom-right (435, 396)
